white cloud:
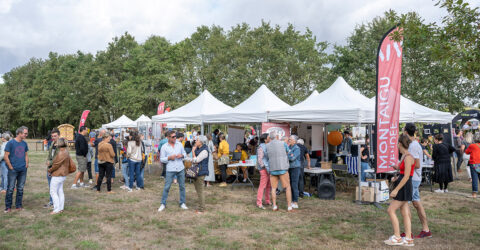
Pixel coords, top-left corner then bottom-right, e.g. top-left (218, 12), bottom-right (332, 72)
top-left (0, 0), bottom-right (478, 74)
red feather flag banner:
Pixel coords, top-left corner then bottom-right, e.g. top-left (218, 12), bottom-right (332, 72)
top-left (375, 26), bottom-right (403, 173)
top-left (157, 102), bottom-right (165, 115)
top-left (78, 110), bottom-right (90, 132)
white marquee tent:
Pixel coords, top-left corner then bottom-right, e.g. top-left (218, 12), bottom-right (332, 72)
top-left (269, 77), bottom-right (375, 124)
top-left (372, 96), bottom-right (454, 123)
top-left (152, 90), bottom-right (232, 124)
top-left (203, 84), bottom-right (291, 123)
top-left (294, 90), bottom-right (319, 108)
top-left (102, 115), bottom-right (137, 128)
top-left (135, 114), bottom-right (152, 124)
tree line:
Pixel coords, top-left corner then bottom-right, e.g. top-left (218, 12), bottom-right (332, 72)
top-left (0, 0), bottom-right (478, 137)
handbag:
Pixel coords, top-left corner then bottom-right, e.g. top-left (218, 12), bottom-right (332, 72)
top-left (218, 155), bottom-right (230, 165)
top-left (68, 157), bottom-right (77, 174)
top-left (140, 142), bottom-right (146, 169)
top-left (185, 163), bottom-right (200, 178)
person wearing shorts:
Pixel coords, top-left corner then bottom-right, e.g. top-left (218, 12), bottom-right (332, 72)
top-left (404, 123), bottom-right (431, 239)
top-left (72, 126), bottom-right (89, 188)
top-left (266, 131), bottom-right (293, 212)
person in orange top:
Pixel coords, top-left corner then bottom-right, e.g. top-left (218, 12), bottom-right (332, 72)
top-left (235, 144), bottom-right (249, 183)
top-left (97, 133), bottom-right (116, 193)
top-left (465, 133), bottom-right (480, 198)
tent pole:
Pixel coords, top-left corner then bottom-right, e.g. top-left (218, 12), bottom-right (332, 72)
top-left (324, 123), bottom-right (328, 162)
top-left (357, 111), bottom-right (362, 203)
top-left (201, 123), bottom-right (205, 136)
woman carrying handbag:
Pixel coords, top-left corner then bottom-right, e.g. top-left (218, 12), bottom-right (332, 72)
top-left (48, 138), bottom-right (76, 215)
top-left (191, 136), bottom-right (210, 214)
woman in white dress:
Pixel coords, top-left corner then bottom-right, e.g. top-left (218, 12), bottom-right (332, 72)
top-left (204, 134), bottom-right (216, 186)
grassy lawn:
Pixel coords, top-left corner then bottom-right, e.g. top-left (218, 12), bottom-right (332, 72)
top-left (1, 150), bottom-right (479, 249)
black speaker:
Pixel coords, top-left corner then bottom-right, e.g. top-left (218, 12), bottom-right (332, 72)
top-left (317, 174), bottom-right (335, 200)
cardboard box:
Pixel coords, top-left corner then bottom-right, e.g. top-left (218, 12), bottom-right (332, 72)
top-left (355, 186), bottom-right (375, 202)
top-left (376, 188), bottom-right (390, 202)
top-left (320, 161), bottom-right (332, 170)
top-left (361, 181), bottom-right (389, 190)
top-left (356, 185), bottom-right (389, 202)
top-left (366, 179), bottom-right (389, 187)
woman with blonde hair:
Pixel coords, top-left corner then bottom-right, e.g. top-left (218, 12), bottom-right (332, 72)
top-left (48, 138), bottom-right (75, 214)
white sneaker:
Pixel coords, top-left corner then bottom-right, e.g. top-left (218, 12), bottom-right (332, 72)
top-left (287, 206), bottom-right (293, 212)
top-left (402, 237), bottom-right (415, 247)
top-left (89, 179), bottom-right (93, 184)
top-left (292, 203), bottom-right (299, 209)
top-left (444, 189), bottom-right (449, 193)
top-left (384, 235), bottom-right (404, 246)
top-left (79, 183), bottom-right (85, 187)
top-left (71, 184), bottom-right (78, 189)
top-left (127, 188), bottom-right (133, 192)
top-left (180, 203), bottom-right (188, 210)
top-left (136, 187), bottom-right (142, 191)
top-left (434, 189), bottom-right (444, 193)
top-left (158, 204), bottom-right (165, 212)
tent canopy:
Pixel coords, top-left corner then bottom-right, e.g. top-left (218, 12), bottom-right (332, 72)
top-left (203, 84), bottom-right (291, 123)
top-left (102, 115), bottom-right (137, 128)
top-left (152, 90), bottom-right (232, 124)
top-left (293, 90), bottom-right (319, 108)
top-left (371, 96), bottom-right (454, 123)
top-left (269, 77), bottom-right (375, 123)
top-left (452, 109), bottom-right (480, 126)
top-left (135, 114), bottom-right (152, 123)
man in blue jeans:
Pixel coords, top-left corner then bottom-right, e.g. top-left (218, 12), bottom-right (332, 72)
top-left (44, 129), bottom-right (60, 208)
top-left (404, 123), bottom-right (432, 238)
top-left (287, 135), bottom-right (301, 210)
top-left (158, 130), bottom-right (187, 212)
top-left (4, 126), bottom-right (29, 213)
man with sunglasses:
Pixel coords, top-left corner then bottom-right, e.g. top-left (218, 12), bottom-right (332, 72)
top-left (158, 130), bottom-right (187, 212)
top-left (4, 126), bottom-right (29, 213)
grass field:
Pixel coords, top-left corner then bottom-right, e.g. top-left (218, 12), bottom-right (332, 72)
top-left (1, 150), bottom-right (479, 249)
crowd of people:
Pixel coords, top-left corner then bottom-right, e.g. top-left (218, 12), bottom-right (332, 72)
top-left (1, 123), bottom-right (479, 247)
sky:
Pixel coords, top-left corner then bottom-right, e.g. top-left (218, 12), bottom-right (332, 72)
top-left (0, 0), bottom-right (478, 83)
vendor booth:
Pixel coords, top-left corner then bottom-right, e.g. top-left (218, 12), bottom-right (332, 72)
top-left (202, 84), bottom-right (291, 124)
top-left (102, 115), bottom-right (137, 129)
top-left (452, 109), bottom-right (480, 128)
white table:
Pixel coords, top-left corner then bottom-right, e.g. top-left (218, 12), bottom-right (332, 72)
top-left (304, 168), bottom-right (333, 174)
top-left (422, 162), bottom-right (434, 191)
top-left (228, 161), bottom-right (256, 190)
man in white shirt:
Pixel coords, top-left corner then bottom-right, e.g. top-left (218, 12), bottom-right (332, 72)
top-left (158, 130), bottom-right (187, 212)
top-left (404, 123), bottom-right (431, 238)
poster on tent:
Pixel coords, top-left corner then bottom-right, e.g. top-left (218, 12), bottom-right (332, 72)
top-left (261, 123), bottom-right (290, 139)
top-left (375, 26), bottom-right (403, 173)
